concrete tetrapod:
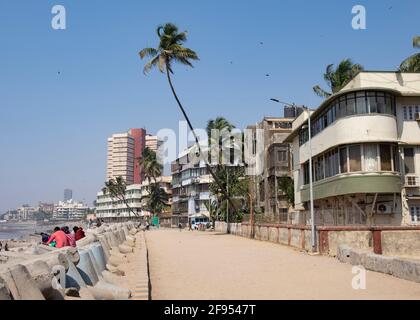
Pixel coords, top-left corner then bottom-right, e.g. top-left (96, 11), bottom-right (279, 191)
top-left (0, 264), bottom-right (45, 300)
top-left (129, 228), bottom-right (138, 236)
top-left (21, 259), bottom-right (65, 300)
top-left (123, 239), bottom-right (136, 248)
top-left (90, 243), bottom-right (107, 273)
top-left (43, 251), bottom-right (70, 272)
top-left (106, 264), bottom-right (125, 276)
top-left (118, 245), bottom-right (134, 254)
top-left (77, 249), bottom-right (100, 286)
top-left (65, 254), bottom-right (87, 290)
top-left (89, 280), bottom-right (131, 300)
top-left (108, 254), bottom-right (128, 267)
top-left (0, 278), bottom-right (12, 300)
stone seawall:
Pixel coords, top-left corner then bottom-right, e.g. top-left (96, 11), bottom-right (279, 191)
top-left (215, 222), bottom-right (420, 258)
top-left (0, 222), bottom-right (150, 300)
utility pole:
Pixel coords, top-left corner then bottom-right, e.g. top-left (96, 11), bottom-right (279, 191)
top-left (249, 176), bottom-right (255, 238)
top-left (306, 106), bottom-right (317, 253)
top-left (226, 170), bottom-right (229, 234)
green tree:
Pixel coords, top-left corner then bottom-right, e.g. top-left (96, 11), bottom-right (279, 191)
top-left (140, 183), bottom-right (170, 218)
top-left (102, 176), bottom-right (140, 217)
top-left (139, 147), bottom-right (162, 183)
top-left (277, 176), bottom-right (295, 207)
top-left (209, 166), bottom-right (248, 223)
top-left (206, 117), bottom-right (236, 165)
top-left (204, 200), bottom-right (219, 229)
top-left (139, 23), bottom-right (239, 220)
top-left (313, 59), bottom-right (364, 98)
top-left (400, 36), bottom-right (420, 72)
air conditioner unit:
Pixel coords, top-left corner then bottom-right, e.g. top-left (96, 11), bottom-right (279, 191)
top-left (377, 203), bottom-right (393, 215)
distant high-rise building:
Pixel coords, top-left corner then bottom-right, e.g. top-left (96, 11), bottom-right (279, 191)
top-left (130, 128), bottom-right (146, 185)
top-left (106, 128), bottom-right (146, 185)
top-left (146, 134), bottom-right (163, 155)
top-left (64, 189), bottom-right (73, 201)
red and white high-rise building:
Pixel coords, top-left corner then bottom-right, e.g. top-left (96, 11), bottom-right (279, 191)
top-left (106, 128), bottom-right (146, 185)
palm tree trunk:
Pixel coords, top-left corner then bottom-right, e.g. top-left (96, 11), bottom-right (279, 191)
top-left (165, 67), bottom-right (239, 222)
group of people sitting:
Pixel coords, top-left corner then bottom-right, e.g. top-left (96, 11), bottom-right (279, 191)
top-left (41, 226), bottom-right (86, 249)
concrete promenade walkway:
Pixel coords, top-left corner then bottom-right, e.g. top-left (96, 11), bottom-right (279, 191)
top-left (146, 229), bottom-right (420, 300)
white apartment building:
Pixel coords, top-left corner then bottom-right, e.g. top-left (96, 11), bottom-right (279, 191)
top-left (171, 147), bottom-right (213, 223)
top-left (286, 72), bottom-right (420, 226)
top-left (95, 176), bottom-right (172, 219)
top-left (107, 133), bottom-right (135, 185)
top-left (145, 134), bottom-right (163, 153)
top-left (53, 200), bottom-right (88, 220)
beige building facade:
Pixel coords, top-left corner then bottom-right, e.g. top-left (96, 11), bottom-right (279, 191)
top-left (106, 133), bottom-right (135, 185)
top-left (287, 72), bottom-right (420, 226)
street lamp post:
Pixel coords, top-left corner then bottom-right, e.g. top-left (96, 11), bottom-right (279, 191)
top-left (226, 170), bottom-right (229, 234)
top-left (304, 106), bottom-right (317, 253)
top-left (270, 99), bottom-right (317, 252)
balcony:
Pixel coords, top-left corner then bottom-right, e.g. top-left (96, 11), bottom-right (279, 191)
top-left (405, 175), bottom-right (420, 188)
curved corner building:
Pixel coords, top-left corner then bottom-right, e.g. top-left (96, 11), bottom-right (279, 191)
top-left (286, 72), bottom-right (420, 226)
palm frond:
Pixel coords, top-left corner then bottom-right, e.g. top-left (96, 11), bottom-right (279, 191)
top-left (139, 47), bottom-right (158, 59)
top-left (158, 54), bottom-right (167, 73)
top-left (413, 36), bottom-right (420, 48)
top-left (143, 56), bottom-right (160, 75)
top-left (313, 85), bottom-right (332, 98)
top-left (163, 23), bottom-right (179, 37)
top-left (400, 53), bottom-right (420, 72)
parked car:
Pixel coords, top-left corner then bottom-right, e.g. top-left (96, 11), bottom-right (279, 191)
top-left (191, 217), bottom-right (210, 230)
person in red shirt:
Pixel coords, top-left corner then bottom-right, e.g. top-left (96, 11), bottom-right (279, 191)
top-left (46, 227), bottom-right (69, 248)
top-left (73, 226), bottom-right (86, 241)
top-left (62, 226), bottom-right (76, 248)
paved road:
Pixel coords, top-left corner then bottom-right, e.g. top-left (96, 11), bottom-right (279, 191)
top-left (146, 229), bottom-right (420, 300)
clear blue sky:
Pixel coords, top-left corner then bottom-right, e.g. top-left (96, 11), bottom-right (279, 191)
top-left (0, 0), bottom-right (418, 212)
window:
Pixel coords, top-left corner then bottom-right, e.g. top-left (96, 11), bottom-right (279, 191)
top-left (277, 150), bottom-right (287, 162)
top-left (404, 148), bottom-right (415, 174)
top-left (356, 92), bottom-right (367, 114)
top-left (410, 206), bottom-right (420, 224)
top-left (364, 144), bottom-right (378, 172)
top-left (314, 156), bottom-right (324, 181)
top-left (392, 146), bottom-right (400, 172)
top-left (380, 144), bottom-right (392, 171)
top-left (348, 145), bottom-right (362, 172)
top-left (303, 162), bottom-right (310, 185)
top-left (403, 106), bottom-right (420, 120)
top-left (325, 152), bottom-right (331, 178)
top-left (304, 91), bottom-right (396, 139)
top-left (367, 93), bottom-right (377, 113)
top-left (340, 147), bottom-right (348, 173)
top-left (332, 149), bottom-right (339, 176)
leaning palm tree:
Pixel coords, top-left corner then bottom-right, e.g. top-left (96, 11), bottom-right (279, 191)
top-left (103, 176), bottom-right (140, 218)
top-left (138, 147), bottom-right (162, 183)
top-left (313, 59), bottom-right (364, 98)
top-left (140, 184), bottom-right (170, 218)
top-left (400, 36), bottom-right (420, 72)
top-left (139, 23), bottom-right (239, 221)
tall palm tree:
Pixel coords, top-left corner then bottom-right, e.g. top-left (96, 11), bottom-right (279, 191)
top-left (400, 36), bottom-right (420, 72)
top-left (313, 59), bottom-right (364, 98)
top-left (206, 117), bottom-right (236, 164)
top-left (138, 147), bottom-right (162, 183)
top-left (139, 23), bottom-right (239, 219)
top-left (208, 166), bottom-right (248, 223)
top-left (140, 184), bottom-right (170, 218)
